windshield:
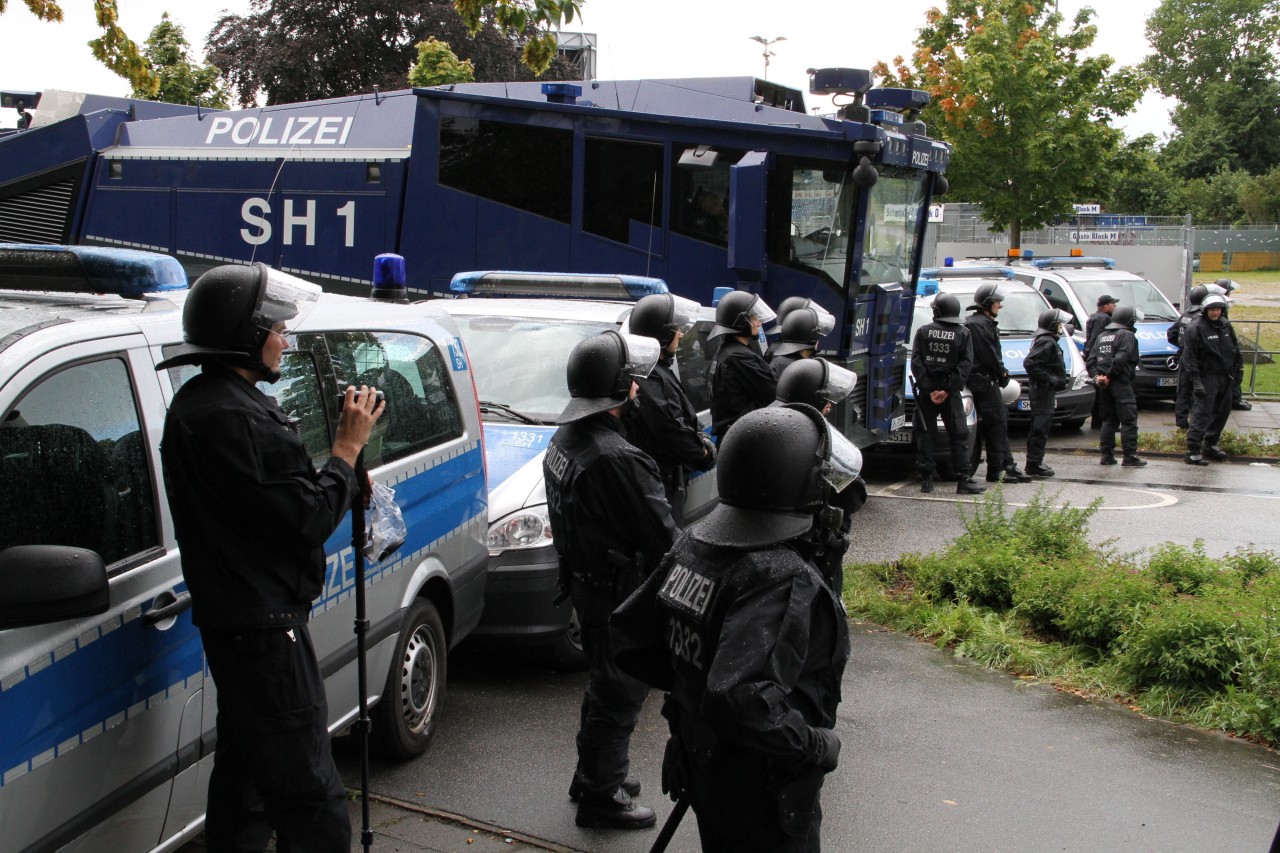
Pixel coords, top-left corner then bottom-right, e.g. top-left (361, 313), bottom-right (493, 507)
top-left (861, 172), bottom-right (929, 293)
top-left (993, 291), bottom-right (1049, 335)
top-left (452, 315), bottom-right (615, 420)
top-left (787, 166), bottom-right (857, 288)
top-left (1071, 278), bottom-right (1178, 322)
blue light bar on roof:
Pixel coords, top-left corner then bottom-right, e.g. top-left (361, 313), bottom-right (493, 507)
top-left (916, 278), bottom-right (940, 297)
top-left (920, 266), bottom-right (1014, 279)
top-left (449, 271), bottom-right (669, 301)
top-left (1029, 257), bottom-right (1115, 269)
top-left (0, 244), bottom-right (187, 295)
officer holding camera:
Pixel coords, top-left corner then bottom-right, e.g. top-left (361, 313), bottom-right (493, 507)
top-left (159, 263), bottom-right (384, 851)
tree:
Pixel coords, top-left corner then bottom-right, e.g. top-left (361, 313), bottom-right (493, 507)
top-left (7, 0), bottom-right (155, 93)
top-left (454, 0), bottom-right (581, 73)
top-left (1143, 0), bottom-right (1279, 111)
top-left (876, 0), bottom-right (1145, 248)
top-left (206, 0), bottom-right (576, 107)
top-left (131, 13), bottom-right (229, 109)
top-left (1107, 135), bottom-right (1182, 216)
top-left (1237, 166), bottom-right (1280, 223)
top-left (408, 37), bottom-right (476, 87)
top-left (1177, 168), bottom-right (1250, 225)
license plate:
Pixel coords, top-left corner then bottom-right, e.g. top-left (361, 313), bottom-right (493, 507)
top-left (891, 415), bottom-right (907, 432)
top-left (1016, 399), bottom-right (1032, 411)
top-left (1157, 377), bottom-right (1178, 387)
top-left (886, 429), bottom-right (914, 444)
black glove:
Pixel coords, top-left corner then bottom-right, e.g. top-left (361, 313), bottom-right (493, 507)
top-left (1193, 380), bottom-right (1206, 399)
top-left (1056, 378), bottom-right (1069, 391)
top-left (998, 372), bottom-right (1011, 388)
top-left (811, 727), bottom-right (841, 772)
top-left (697, 431), bottom-right (717, 470)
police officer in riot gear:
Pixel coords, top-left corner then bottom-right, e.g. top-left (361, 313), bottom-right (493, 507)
top-left (766, 296), bottom-right (819, 358)
top-left (1087, 304), bottom-right (1146, 467)
top-left (965, 283), bottom-right (1031, 483)
top-left (611, 404), bottom-right (856, 852)
top-left (772, 358), bottom-right (866, 589)
top-left (769, 304), bottom-right (836, 379)
top-left (544, 330), bottom-right (676, 830)
top-left (708, 290), bottom-right (778, 441)
top-left (1023, 309), bottom-right (1073, 477)
top-left (1169, 283), bottom-right (1225, 429)
top-left (1181, 293), bottom-right (1242, 465)
top-left (158, 263), bottom-right (384, 851)
top-left (912, 293), bottom-right (985, 495)
top-left (1085, 294), bottom-right (1118, 429)
top-left (625, 293), bottom-right (717, 525)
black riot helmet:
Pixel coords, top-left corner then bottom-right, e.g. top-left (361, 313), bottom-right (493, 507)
top-left (155, 262), bottom-right (320, 376)
top-left (555, 330), bottom-right (661, 424)
top-left (1201, 293), bottom-right (1230, 314)
top-left (695, 404), bottom-right (862, 548)
top-left (1037, 308), bottom-right (1073, 336)
top-left (1187, 284), bottom-right (1209, 308)
top-left (773, 305), bottom-right (837, 357)
top-left (709, 290), bottom-right (776, 339)
top-left (1108, 305), bottom-right (1140, 330)
top-left (773, 358), bottom-right (857, 409)
top-left (932, 293), bottom-right (963, 325)
top-left (626, 293), bottom-right (702, 350)
top-left (775, 296), bottom-right (812, 325)
top-left (968, 283), bottom-right (1008, 312)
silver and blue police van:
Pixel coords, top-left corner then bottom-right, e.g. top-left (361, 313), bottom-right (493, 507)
top-left (0, 245), bottom-right (488, 851)
top-left (435, 272), bottom-right (719, 670)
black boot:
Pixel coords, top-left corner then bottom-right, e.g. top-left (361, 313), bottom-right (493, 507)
top-left (575, 787), bottom-right (657, 829)
top-left (920, 478), bottom-right (934, 494)
top-left (1233, 400), bottom-right (1253, 411)
top-left (569, 773), bottom-right (640, 802)
top-left (956, 477), bottom-right (986, 495)
top-left (1025, 463), bottom-right (1055, 477)
top-left (1100, 453), bottom-right (1117, 465)
top-left (1003, 466), bottom-right (1033, 483)
top-left (1186, 452), bottom-right (1209, 466)
top-left (1121, 455), bottom-right (1147, 468)
top-left (1204, 445), bottom-right (1228, 461)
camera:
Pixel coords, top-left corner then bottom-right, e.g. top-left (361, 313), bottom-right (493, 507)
top-left (336, 387), bottom-right (386, 411)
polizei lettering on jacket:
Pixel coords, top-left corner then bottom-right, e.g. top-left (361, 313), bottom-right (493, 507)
top-left (658, 562), bottom-right (717, 619)
top-left (204, 115), bottom-right (355, 146)
top-left (544, 442), bottom-right (571, 484)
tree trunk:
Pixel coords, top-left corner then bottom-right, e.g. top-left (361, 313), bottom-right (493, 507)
top-left (1009, 220), bottom-right (1022, 251)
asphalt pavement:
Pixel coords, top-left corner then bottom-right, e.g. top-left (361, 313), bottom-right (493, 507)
top-left (188, 400), bottom-right (1280, 853)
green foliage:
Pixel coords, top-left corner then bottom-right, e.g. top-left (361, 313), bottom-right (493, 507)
top-left (1137, 427), bottom-right (1280, 456)
top-left (1144, 541), bottom-right (1222, 594)
top-left (1056, 566), bottom-right (1164, 650)
top-left (131, 13), bottom-right (229, 109)
top-left (1012, 562), bottom-right (1090, 635)
top-left (1225, 547), bottom-right (1280, 583)
top-left (1238, 165), bottom-right (1280, 222)
top-left (875, 0), bottom-right (1145, 247)
top-left (1117, 594), bottom-right (1258, 689)
top-left (10, 0), bottom-right (156, 93)
top-left (408, 37), bottom-right (476, 86)
top-left (453, 0), bottom-right (581, 73)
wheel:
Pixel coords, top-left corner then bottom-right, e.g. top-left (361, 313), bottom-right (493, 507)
top-left (372, 598), bottom-right (446, 760)
top-left (542, 604), bottom-right (587, 671)
top-left (1062, 419), bottom-right (1086, 431)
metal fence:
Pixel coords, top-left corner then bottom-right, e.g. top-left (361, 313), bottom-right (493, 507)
top-left (1235, 318), bottom-right (1279, 400)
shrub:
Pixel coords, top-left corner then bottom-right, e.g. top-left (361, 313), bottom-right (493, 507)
top-left (1007, 492), bottom-right (1101, 562)
top-left (942, 542), bottom-right (1027, 610)
top-left (1012, 562), bottom-right (1091, 636)
top-left (1225, 547), bottom-right (1280, 584)
top-left (1144, 540), bottom-right (1221, 594)
top-left (1056, 567), bottom-right (1164, 650)
top-left (1117, 595), bottom-right (1260, 690)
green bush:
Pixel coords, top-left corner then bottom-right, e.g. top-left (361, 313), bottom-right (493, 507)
top-left (1012, 563), bottom-right (1091, 636)
top-left (1144, 541), bottom-right (1221, 594)
top-left (1007, 492), bottom-right (1101, 562)
top-left (1056, 567), bottom-right (1164, 650)
top-left (1224, 547), bottom-right (1280, 584)
top-left (1118, 595), bottom-right (1259, 689)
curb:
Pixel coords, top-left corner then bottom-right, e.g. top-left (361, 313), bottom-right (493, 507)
top-left (1045, 446), bottom-right (1279, 465)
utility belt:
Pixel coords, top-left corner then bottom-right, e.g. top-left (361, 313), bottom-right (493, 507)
top-left (658, 464), bottom-right (688, 495)
top-left (566, 548), bottom-right (648, 599)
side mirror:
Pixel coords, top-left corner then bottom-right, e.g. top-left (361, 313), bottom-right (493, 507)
top-left (0, 545), bottom-right (108, 629)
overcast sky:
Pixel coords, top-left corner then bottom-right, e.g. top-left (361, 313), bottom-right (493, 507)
top-left (0, 0), bottom-right (1175, 134)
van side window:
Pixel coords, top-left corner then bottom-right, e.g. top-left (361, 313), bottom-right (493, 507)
top-left (439, 117), bottom-right (573, 224)
top-left (1038, 285), bottom-right (1078, 325)
top-left (0, 357), bottom-right (159, 567)
top-left (324, 331), bottom-right (463, 466)
top-left (269, 348), bottom-right (332, 465)
top-left (584, 137), bottom-right (665, 246)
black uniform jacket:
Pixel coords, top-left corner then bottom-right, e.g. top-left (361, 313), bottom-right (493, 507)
top-left (1085, 310), bottom-right (1111, 353)
top-left (543, 412), bottom-right (676, 577)
top-left (1167, 308), bottom-right (1199, 348)
top-left (1180, 315), bottom-right (1243, 381)
top-left (709, 337), bottom-right (777, 440)
top-left (1025, 330), bottom-right (1067, 389)
top-left (613, 530), bottom-right (849, 772)
top-left (1087, 325), bottom-right (1139, 383)
top-left (625, 355), bottom-right (713, 482)
top-left (161, 365), bottom-right (359, 631)
top-left (910, 321), bottom-right (973, 395)
top-left (964, 311), bottom-right (1008, 387)
top-left (768, 351), bottom-right (803, 380)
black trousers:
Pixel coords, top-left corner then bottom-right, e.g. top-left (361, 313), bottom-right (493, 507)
top-left (569, 578), bottom-right (649, 799)
top-left (1175, 369), bottom-right (1194, 428)
top-left (1188, 372), bottom-right (1233, 453)
top-left (970, 382), bottom-right (1013, 477)
top-left (1025, 383), bottom-right (1057, 467)
top-left (1098, 380), bottom-right (1138, 457)
top-left (201, 625), bottom-right (350, 853)
top-left (915, 390), bottom-right (970, 480)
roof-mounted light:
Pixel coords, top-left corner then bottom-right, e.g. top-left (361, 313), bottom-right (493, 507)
top-left (916, 278), bottom-right (940, 297)
top-left (449, 271), bottom-right (669, 301)
top-left (921, 266), bottom-right (1015, 280)
top-left (371, 252), bottom-right (409, 304)
top-left (1029, 256), bottom-right (1115, 270)
top-left (0, 244), bottom-right (187, 296)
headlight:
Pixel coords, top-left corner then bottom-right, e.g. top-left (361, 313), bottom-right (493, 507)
top-left (487, 505), bottom-right (553, 553)
top-left (1072, 370), bottom-right (1090, 390)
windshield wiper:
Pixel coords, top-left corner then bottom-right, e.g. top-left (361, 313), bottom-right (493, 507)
top-left (479, 400), bottom-right (550, 426)
top-left (1000, 328), bottom-right (1038, 335)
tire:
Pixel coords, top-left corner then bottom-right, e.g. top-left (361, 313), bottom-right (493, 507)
top-left (542, 605), bottom-right (587, 671)
top-left (372, 598), bottom-right (446, 760)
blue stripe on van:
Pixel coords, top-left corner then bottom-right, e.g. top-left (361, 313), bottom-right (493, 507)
top-left (1134, 323), bottom-right (1178, 355)
top-left (481, 424), bottom-right (554, 490)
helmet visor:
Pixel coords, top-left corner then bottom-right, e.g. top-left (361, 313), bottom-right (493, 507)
top-left (669, 295), bottom-right (703, 334)
top-left (820, 361), bottom-right (858, 404)
top-left (809, 303), bottom-right (837, 338)
top-left (619, 332), bottom-right (661, 379)
top-left (256, 266), bottom-right (321, 330)
top-left (748, 295), bottom-right (777, 327)
top-left (822, 424), bottom-right (863, 493)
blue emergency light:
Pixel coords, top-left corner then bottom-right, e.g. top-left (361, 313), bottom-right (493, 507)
top-left (371, 253), bottom-right (409, 303)
top-left (0, 244), bottom-right (187, 295)
top-left (921, 265), bottom-right (1014, 279)
top-left (449, 271), bottom-right (668, 301)
top-left (916, 278), bottom-right (940, 296)
top-left (1029, 256), bottom-right (1115, 270)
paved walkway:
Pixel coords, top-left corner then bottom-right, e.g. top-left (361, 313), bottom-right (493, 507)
top-left (1051, 398), bottom-right (1280, 452)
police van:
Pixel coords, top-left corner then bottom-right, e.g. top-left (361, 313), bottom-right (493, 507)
top-left (1004, 254), bottom-right (1182, 399)
top-left (435, 272), bottom-right (718, 670)
top-left (0, 245), bottom-right (488, 851)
